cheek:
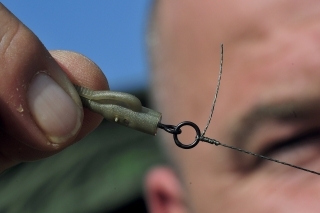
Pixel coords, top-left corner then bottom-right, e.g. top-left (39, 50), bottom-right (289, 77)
top-left (183, 164), bottom-right (320, 213)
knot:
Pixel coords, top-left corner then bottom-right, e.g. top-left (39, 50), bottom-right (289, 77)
top-left (157, 123), bottom-right (182, 135)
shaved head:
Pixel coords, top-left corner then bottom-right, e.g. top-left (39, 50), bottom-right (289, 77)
top-left (145, 1), bottom-right (320, 212)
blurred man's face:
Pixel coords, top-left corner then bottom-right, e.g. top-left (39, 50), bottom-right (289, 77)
top-left (150, 0), bottom-right (320, 212)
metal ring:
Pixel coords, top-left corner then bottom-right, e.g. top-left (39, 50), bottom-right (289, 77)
top-left (173, 121), bottom-right (201, 149)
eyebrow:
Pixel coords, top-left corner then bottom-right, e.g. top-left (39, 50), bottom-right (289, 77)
top-left (231, 98), bottom-right (320, 149)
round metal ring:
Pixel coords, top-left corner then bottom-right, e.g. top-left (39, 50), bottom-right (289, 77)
top-left (173, 121), bottom-right (201, 149)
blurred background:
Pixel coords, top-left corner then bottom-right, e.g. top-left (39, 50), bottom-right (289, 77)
top-left (0, 1), bottom-right (164, 212)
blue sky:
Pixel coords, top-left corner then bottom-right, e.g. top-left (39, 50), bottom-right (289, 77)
top-left (1, 1), bottom-right (153, 91)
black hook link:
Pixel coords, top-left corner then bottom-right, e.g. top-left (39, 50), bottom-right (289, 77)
top-left (157, 122), bottom-right (182, 135)
top-left (158, 121), bottom-right (201, 149)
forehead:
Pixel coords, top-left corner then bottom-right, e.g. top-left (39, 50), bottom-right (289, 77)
top-left (152, 0), bottom-right (320, 115)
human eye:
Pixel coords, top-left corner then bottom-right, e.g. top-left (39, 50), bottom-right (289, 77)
top-left (254, 128), bottom-right (320, 173)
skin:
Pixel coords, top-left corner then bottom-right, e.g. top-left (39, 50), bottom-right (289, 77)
top-left (0, 4), bottom-right (108, 172)
top-left (146, 0), bottom-right (320, 212)
top-left (3, 1), bottom-right (320, 212)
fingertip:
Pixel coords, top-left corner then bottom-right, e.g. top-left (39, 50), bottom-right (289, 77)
top-left (50, 50), bottom-right (109, 141)
top-left (50, 50), bottom-right (109, 90)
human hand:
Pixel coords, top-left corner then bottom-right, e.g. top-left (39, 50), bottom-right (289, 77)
top-left (0, 3), bottom-right (109, 172)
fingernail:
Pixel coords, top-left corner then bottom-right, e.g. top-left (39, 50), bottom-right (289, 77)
top-left (27, 73), bottom-right (82, 144)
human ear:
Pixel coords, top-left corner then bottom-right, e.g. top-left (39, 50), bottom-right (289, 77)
top-left (144, 166), bottom-right (188, 213)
